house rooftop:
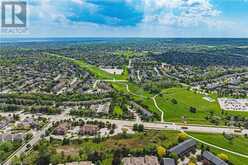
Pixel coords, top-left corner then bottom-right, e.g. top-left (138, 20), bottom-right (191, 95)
top-left (58, 161), bottom-right (93, 165)
top-left (202, 151), bottom-right (228, 165)
top-left (122, 156), bottom-right (159, 165)
top-left (168, 139), bottom-right (197, 155)
top-left (160, 158), bottom-right (176, 165)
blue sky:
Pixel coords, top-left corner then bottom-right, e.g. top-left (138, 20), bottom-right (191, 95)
top-left (2, 0), bottom-right (248, 37)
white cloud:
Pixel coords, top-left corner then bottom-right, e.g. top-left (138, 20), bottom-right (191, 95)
top-left (3, 0), bottom-right (248, 37)
top-left (141, 0), bottom-right (221, 28)
top-left (71, 0), bottom-right (83, 5)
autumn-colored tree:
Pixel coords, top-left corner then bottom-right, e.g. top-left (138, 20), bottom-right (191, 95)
top-left (217, 153), bottom-right (229, 161)
top-left (156, 146), bottom-right (166, 158)
top-left (177, 132), bottom-right (188, 142)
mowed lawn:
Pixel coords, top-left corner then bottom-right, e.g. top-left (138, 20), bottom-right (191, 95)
top-left (155, 88), bottom-right (221, 124)
top-left (156, 88), bottom-right (222, 124)
top-left (156, 87), bottom-right (248, 124)
top-left (73, 59), bottom-right (128, 80)
top-left (189, 132), bottom-right (248, 165)
top-left (50, 53), bottom-right (128, 80)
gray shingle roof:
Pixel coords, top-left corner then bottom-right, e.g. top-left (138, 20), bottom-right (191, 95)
top-left (161, 158), bottom-right (176, 165)
top-left (202, 151), bottom-right (228, 165)
top-left (168, 139), bottom-right (197, 155)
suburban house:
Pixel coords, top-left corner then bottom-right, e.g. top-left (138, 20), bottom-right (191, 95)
top-left (79, 124), bottom-right (98, 136)
top-left (54, 123), bottom-right (71, 135)
top-left (0, 133), bottom-right (25, 142)
top-left (129, 101), bottom-right (153, 118)
top-left (18, 118), bottom-right (37, 128)
top-left (168, 139), bottom-right (197, 157)
top-left (122, 156), bottom-right (159, 165)
top-left (202, 151), bottom-right (228, 165)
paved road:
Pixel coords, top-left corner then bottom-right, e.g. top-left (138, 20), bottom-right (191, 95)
top-left (2, 111), bottom-right (68, 165)
top-left (3, 123), bottom-right (52, 165)
top-left (3, 113), bottom-right (248, 165)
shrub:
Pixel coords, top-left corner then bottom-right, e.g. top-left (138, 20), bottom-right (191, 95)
top-left (171, 98), bottom-right (178, 104)
top-left (177, 132), bottom-right (188, 142)
top-left (189, 107), bottom-right (197, 113)
top-left (156, 146), bottom-right (166, 158)
top-left (217, 153), bottom-right (229, 161)
top-left (170, 152), bottom-right (178, 160)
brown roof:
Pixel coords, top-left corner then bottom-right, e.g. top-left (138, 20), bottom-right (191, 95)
top-left (62, 161), bottom-right (93, 165)
top-left (79, 124), bottom-right (98, 135)
top-left (122, 156), bottom-right (159, 165)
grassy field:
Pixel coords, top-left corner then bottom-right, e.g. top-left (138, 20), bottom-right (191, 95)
top-left (156, 87), bottom-right (248, 124)
top-left (155, 87), bottom-right (221, 124)
top-left (111, 82), bottom-right (161, 119)
top-left (50, 53), bottom-right (128, 80)
top-left (111, 82), bottom-right (153, 99)
top-left (74, 60), bottom-right (128, 80)
top-left (189, 132), bottom-right (248, 165)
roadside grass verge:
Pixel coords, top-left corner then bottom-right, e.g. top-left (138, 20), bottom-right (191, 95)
top-left (188, 132), bottom-right (248, 165)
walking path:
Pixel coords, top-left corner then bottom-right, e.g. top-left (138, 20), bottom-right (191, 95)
top-left (126, 84), bottom-right (165, 122)
top-left (152, 94), bottom-right (164, 123)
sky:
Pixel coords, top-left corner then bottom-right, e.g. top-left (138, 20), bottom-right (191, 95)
top-left (1, 0), bottom-right (248, 38)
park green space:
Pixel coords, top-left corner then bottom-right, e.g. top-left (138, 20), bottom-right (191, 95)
top-left (111, 82), bottom-right (160, 120)
top-left (155, 87), bottom-right (248, 124)
top-left (49, 53), bottom-right (128, 80)
top-left (155, 87), bottom-right (221, 124)
top-left (111, 82), bottom-right (152, 99)
top-left (48, 53), bottom-right (248, 124)
top-left (74, 59), bottom-right (128, 80)
top-left (189, 132), bottom-right (248, 165)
